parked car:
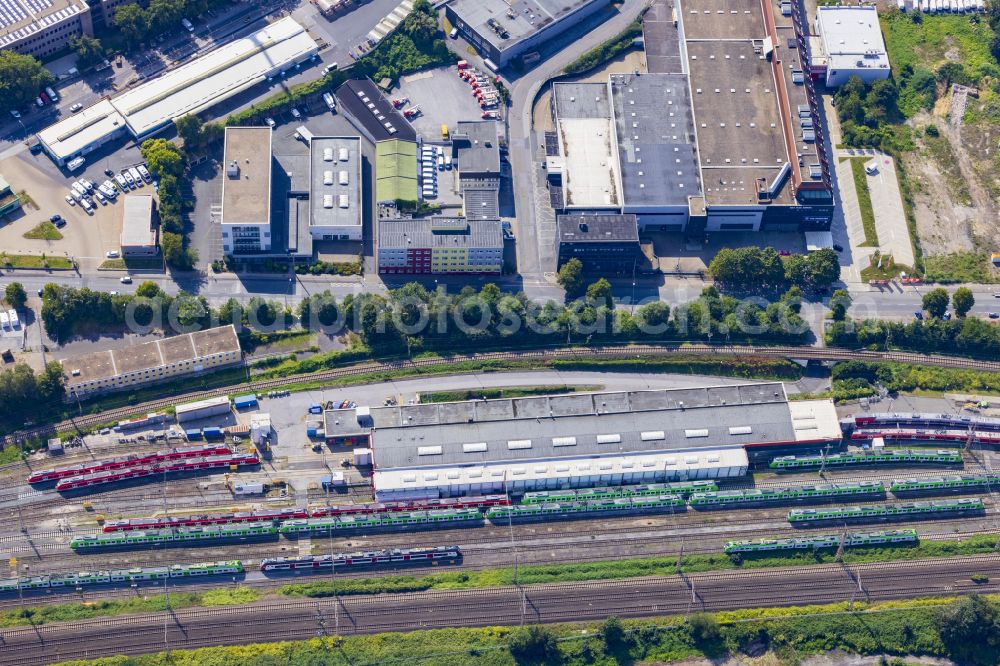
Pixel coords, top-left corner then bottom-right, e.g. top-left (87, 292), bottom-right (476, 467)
top-left (265, 117), bottom-right (276, 128)
top-left (120, 275), bottom-right (132, 284)
top-left (70, 103), bottom-right (83, 113)
top-left (29, 143), bottom-right (43, 155)
top-left (106, 250), bottom-right (119, 258)
top-left (990, 313), bottom-right (999, 319)
top-left (50, 214), bottom-right (62, 223)
top-left (81, 179), bottom-right (95, 192)
top-left (65, 195), bottom-right (76, 206)
top-left (290, 107), bottom-right (301, 119)
top-left (104, 168), bottom-right (115, 177)
top-left (93, 190), bottom-right (107, 205)
top-left (128, 167), bottom-right (143, 186)
top-left (114, 173), bottom-right (128, 190)
top-left (137, 165), bottom-right (151, 181)
top-left (122, 170), bottom-right (135, 188)
top-left (80, 198), bottom-right (93, 213)
top-left (10, 109), bottom-right (20, 119)
top-left (914, 311), bottom-right (923, 320)
top-left (833, 244), bottom-right (844, 252)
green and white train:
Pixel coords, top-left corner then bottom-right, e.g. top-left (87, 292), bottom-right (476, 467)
top-left (724, 529), bottom-right (918, 554)
top-left (690, 482), bottom-right (884, 508)
top-left (890, 475), bottom-right (1000, 495)
top-left (278, 509), bottom-right (483, 536)
top-left (787, 498), bottom-right (984, 524)
top-left (521, 481), bottom-right (717, 504)
top-left (486, 494), bottom-right (685, 523)
top-left (770, 449), bottom-right (963, 471)
top-left (70, 524), bottom-right (279, 551)
top-left (0, 561), bottom-right (244, 593)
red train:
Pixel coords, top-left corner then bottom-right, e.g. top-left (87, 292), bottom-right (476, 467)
top-left (102, 494), bottom-right (511, 532)
top-left (28, 444), bottom-right (232, 484)
top-left (55, 453), bottom-right (259, 491)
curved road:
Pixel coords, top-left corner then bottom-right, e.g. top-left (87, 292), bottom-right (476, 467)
top-left (2, 555), bottom-right (998, 665)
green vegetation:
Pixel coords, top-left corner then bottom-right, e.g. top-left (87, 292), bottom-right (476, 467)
top-left (294, 259), bottom-right (363, 276)
top-left (420, 385), bottom-right (599, 403)
top-left (352, 0), bottom-right (456, 84)
top-left (68, 34), bottom-right (105, 70)
top-left (113, 0), bottom-right (213, 48)
top-left (860, 250), bottom-right (912, 282)
top-left (0, 586), bottom-right (259, 628)
top-left (708, 247), bottom-right (840, 291)
top-left (556, 258), bottom-right (585, 296)
top-left (50, 595), bottom-right (1000, 666)
top-left (831, 360), bottom-right (1000, 401)
top-left (0, 446), bottom-right (23, 465)
top-left (0, 362), bottom-right (64, 436)
top-left (849, 158), bottom-right (879, 246)
top-left (925, 251), bottom-right (999, 284)
top-left (0, 50), bottom-right (55, 116)
top-left (173, 114), bottom-right (223, 155)
top-left (550, 355), bottom-right (804, 380)
top-left (4, 282), bottom-right (27, 309)
top-left (23, 221), bottom-right (63, 241)
top-left (0, 253), bottom-right (73, 270)
top-left (140, 139), bottom-right (197, 270)
top-left (563, 18), bottom-right (642, 75)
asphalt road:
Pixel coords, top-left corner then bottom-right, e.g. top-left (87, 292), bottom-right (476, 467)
top-left (2, 555), bottom-right (997, 665)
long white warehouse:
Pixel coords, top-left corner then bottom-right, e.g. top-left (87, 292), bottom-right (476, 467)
top-left (322, 383), bottom-right (842, 500)
top-left (38, 17), bottom-right (319, 165)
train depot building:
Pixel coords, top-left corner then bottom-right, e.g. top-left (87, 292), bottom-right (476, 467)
top-left (324, 384), bottom-right (841, 500)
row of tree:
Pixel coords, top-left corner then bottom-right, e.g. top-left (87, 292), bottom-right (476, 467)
top-left (921, 286), bottom-right (974, 318)
top-left (827, 314), bottom-right (1000, 360)
top-left (0, 362), bottom-right (65, 435)
top-left (705, 247), bottom-right (841, 291)
top-left (0, 51), bottom-right (55, 116)
top-left (139, 138), bottom-right (198, 269)
top-left (114, 0), bottom-right (210, 48)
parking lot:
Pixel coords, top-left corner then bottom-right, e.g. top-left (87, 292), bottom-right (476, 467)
top-left (392, 66), bottom-right (496, 140)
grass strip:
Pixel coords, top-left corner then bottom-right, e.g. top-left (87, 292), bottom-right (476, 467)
top-left (0, 253), bottom-right (73, 269)
top-left (0, 586), bottom-right (259, 628)
top-left (22, 221), bottom-right (63, 240)
top-left (563, 18), bottom-right (643, 75)
top-left (48, 594), bottom-right (1000, 666)
top-left (850, 158), bottom-right (879, 247)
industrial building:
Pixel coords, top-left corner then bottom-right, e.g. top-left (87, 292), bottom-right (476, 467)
top-left (175, 396), bottom-right (233, 424)
top-left (375, 139), bottom-right (419, 205)
top-left (0, 0), bottom-right (92, 58)
top-left (556, 214), bottom-right (640, 273)
top-left (810, 6), bottom-right (890, 87)
top-left (377, 217), bottom-right (503, 274)
top-left (454, 120), bottom-right (502, 220)
top-left (335, 78), bottom-right (416, 143)
top-left (321, 383), bottom-right (840, 499)
top-left (445, 0), bottom-right (611, 68)
top-left (547, 0), bottom-right (833, 236)
top-left (119, 194), bottom-right (158, 256)
top-left (62, 325), bottom-right (243, 399)
top-left (221, 127), bottom-right (273, 256)
top-left (309, 136), bottom-right (362, 241)
top-left (37, 17), bottom-right (319, 165)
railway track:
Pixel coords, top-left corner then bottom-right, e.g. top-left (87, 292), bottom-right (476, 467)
top-left (3, 554), bottom-right (999, 666)
top-left (6, 342), bottom-right (1000, 448)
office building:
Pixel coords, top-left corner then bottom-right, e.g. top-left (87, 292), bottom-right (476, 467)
top-left (556, 214), bottom-right (640, 274)
top-left (377, 217), bottom-right (502, 275)
top-left (0, 0), bottom-right (92, 58)
top-left (445, 0), bottom-right (611, 68)
top-left (221, 127), bottom-right (273, 256)
top-left (309, 136), bottom-right (362, 241)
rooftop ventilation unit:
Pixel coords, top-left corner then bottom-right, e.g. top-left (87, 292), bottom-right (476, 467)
top-left (226, 161), bottom-right (240, 178)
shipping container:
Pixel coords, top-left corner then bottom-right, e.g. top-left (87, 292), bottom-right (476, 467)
top-left (202, 427), bottom-right (224, 440)
top-left (322, 473), bottom-right (346, 490)
top-left (233, 394), bottom-right (258, 410)
top-left (185, 429), bottom-right (203, 440)
top-left (176, 396), bottom-right (232, 423)
top-left (308, 403), bottom-right (323, 414)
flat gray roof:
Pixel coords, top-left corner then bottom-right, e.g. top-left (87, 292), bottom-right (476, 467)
top-left (309, 136), bottom-right (362, 231)
top-left (450, 0), bottom-right (603, 53)
top-left (120, 195), bottom-right (156, 248)
top-left (552, 81), bottom-right (611, 120)
top-left (557, 214), bottom-right (638, 243)
top-left (455, 121), bottom-right (501, 177)
top-left (369, 384), bottom-right (808, 469)
top-left (378, 217), bottom-right (502, 249)
top-left (610, 73), bottom-right (700, 207)
top-left (221, 127), bottom-right (272, 226)
top-left (463, 188), bottom-right (500, 220)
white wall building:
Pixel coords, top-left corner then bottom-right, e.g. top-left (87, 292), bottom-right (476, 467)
top-left (221, 127), bottom-right (273, 255)
top-left (814, 6), bottom-right (890, 87)
top-left (309, 136), bottom-right (362, 241)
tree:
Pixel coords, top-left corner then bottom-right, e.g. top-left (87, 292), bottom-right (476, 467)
top-left (636, 301), bottom-right (670, 330)
top-left (140, 138), bottom-right (185, 179)
top-left (806, 248), bottom-right (841, 288)
top-left (557, 258), bottom-right (585, 297)
top-left (135, 281), bottom-right (163, 299)
top-left (114, 3), bottom-right (150, 46)
top-left (936, 594), bottom-right (1000, 665)
top-left (4, 282), bottom-right (27, 310)
top-left (922, 288), bottom-right (950, 319)
top-left (829, 289), bottom-right (852, 322)
top-left (0, 51), bottom-right (56, 114)
top-left (174, 114), bottom-right (204, 147)
top-left (600, 615), bottom-right (629, 652)
top-left (586, 278), bottom-right (613, 309)
top-left (508, 625), bottom-right (559, 665)
top-left (68, 35), bottom-right (105, 69)
top-left (688, 613), bottom-right (722, 648)
top-left (161, 232), bottom-right (196, 269)
top-left (952, 287), bottom-right (975, 318)
top-left (147, 0), bottom-right (185, 34)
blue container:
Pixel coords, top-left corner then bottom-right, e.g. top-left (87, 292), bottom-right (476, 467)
top-left (234, 394), bottom-right (258, 409)
top-left (307, 426), bottom-right (318, 437)
top-left (202, 427), bottom-right (224, 440)
top-left (308, 403), bottom-right (323, 414)
top-left (185, 429), bottom-right (203, 440)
